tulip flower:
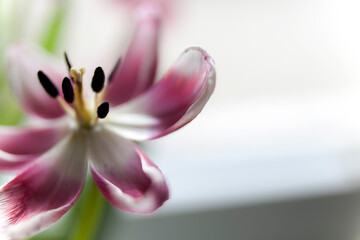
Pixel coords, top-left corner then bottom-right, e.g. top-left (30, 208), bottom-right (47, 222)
top-left (0, 3), bottom-right (216, 239)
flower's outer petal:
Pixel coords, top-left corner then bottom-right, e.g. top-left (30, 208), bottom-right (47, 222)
top-left (5, 44), bottom-right (67, 119)
top-left (0, 121), bottom-right (68, 155)
top-left (87, 127), bottom-right (151, 197)
top-left (106, 47), bottom-right (216, 141)
top-left (0, 151), bottom-right (38, 171)
top-left (0, 133), bottom-right (87, 240)
top-left (106, 2), bottom-right (162, 106)
top-left (88, 128), bottom-right (169, 213)
top-left (0, 122), bottom-right (68, 171)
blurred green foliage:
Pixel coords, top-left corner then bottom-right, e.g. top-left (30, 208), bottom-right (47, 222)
top-left (0, 0), bottom-right (23, 125)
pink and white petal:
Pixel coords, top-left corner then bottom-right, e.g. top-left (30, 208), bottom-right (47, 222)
top-left (106, 47), bottom-right (216, 141)
top-left (0, 121), bottom-right (69, 155)
top-left (90, 133), bottom-right (168, 213)
top-left (0, 121), bottom-right (69, 171)
top-left (105, 2), bottom-right (162, 106)
top-left (0, 133), bottom-right (87, 239)
top-left (87, 127), bottom-right (152, 198)
top-left (112, 0), bottom-right (174, 20)
top-left (5, 44), bottom-right (67, 119)
top-left (0, 151), bottom-right (38, 171)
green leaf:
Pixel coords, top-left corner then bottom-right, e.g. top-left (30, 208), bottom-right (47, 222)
top-left (41, 3), bottom-right (68, 53)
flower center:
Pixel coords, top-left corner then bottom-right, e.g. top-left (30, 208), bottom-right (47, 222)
top-left (37, 54), bottom-right (111, 130)
top-left (69, 67), bottom-right (104, 129)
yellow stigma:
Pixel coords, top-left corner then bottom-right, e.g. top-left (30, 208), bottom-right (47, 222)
top-left (70, 68), bottom-right (95, 129)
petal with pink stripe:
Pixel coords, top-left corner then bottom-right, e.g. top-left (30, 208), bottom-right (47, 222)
top-left (106, 2), bottom-right (162, 106)
top-left (106, 47), bottom-right (216, 141)
top-left (0, 151), bottom-right (38, 171)
top-left (88, 128), bottom-right (168, 213)
top-left (5, 44), bottom-right (67, 119)
top-left (0, 121), bottom-right (69, 155)
top-left (0, 133), bottom-right (87, 239)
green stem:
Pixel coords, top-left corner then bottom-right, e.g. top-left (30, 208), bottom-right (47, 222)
top-left (68, 177), bottom-right (107, 240)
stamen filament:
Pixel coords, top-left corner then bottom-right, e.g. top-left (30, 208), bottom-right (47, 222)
top-left (108, 57), bottom-right (122, 83)
top-left (57, 97), bottom-right (75, 117)
top-left (95, 85), bottom-right (108, 108)
top-left (64, 52), bottom-right (72, 72)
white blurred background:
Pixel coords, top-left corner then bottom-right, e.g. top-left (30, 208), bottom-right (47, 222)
top-left (101, 0), bottom-right (360, 239)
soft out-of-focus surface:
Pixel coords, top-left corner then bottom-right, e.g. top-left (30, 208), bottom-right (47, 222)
top-left (146, 0), bottom-right (360, 212)
top-left (98, 0), bottom-right (360, 239)
top-left (160, 0), bottom-right (360, 101)
top-left (102, 191), bottom-right (360, 240)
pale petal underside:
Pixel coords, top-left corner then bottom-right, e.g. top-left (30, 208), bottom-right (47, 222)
top-left (88, 127), bottom-right (169, 213)
top-left (106, 47), bottom-right (216, 141)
